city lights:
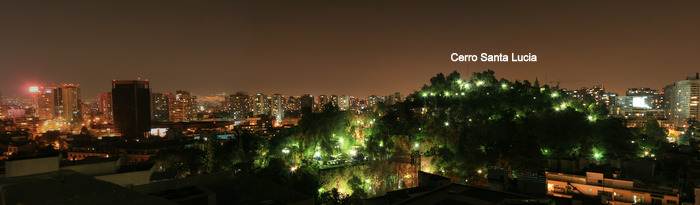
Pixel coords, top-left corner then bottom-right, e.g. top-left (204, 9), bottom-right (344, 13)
top-left (1, 2), bottom-right (693, 204)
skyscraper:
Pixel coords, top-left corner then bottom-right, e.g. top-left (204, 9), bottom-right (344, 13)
top-left (665, 73), bottom-right (700, 126)
top-left (168, 90), bottom-right (197, 122)
top-left (225, 92), bottom-right (250, 121)
top-left (112, 80), bottom-right (151, 139)
top-left (317, 95), bottom-right (328, 111)
top-left (53, 84), bottom-right (82, 122)
top-left (29, 86), bottom-right (54, 120)
top-left (338, 95), bottom-right (350, 111)
top-left (271, 94), bottom-right (284, 124)
top-left (151, 93), bottom-right (169, 122)
top-left (252, 93), bottom-right (268, 116)
top-left (98, 92), bottom-right (113, 123)
top-left (300, 94), bottom-right (314, 113)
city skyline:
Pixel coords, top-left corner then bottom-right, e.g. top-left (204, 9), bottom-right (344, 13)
top-left (2, 1), bottom-right (700, 98)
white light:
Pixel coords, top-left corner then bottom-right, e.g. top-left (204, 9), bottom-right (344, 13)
top-left (414, 143), bottom-right (419, 148)
top-left (339, 138), bottom-right (344, 143)
top-left (282, 148), bottom-right (290, 154)
top-left (444, 122), bottom-right (449, 126)
top-left (350, 150), bottom-right (357, 156)
top-left (29, 86), bottom-right (39, 93)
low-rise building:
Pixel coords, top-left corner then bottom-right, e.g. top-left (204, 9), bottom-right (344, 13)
top-left (546, 171), bottom-right (679, 205)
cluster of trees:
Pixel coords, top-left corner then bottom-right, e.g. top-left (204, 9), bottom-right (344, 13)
top-left (153, 70), bottom-right (678, 203)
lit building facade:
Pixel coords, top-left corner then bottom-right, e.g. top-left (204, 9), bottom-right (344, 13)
top-left (546, 171), bottom-right (679, 205)
top-left (168, 90), bottom-right (197, 122)
top-left (338, 95), bottom-right (350, 111)
top-left (29, 86), bottom-right (54, 120)
top-left (98, 92), bottom-right (113, 123)
top-left (284, 96), bottom-right (301, 112)
top-left (317, 95), bottom-right (328, 111)
top-left (271, 94), bottom-right (284, 124)
top-left (664, 73), bottom-right (700, 127)
top-left (52, 84), bottom-right (82, 123)
top-left (252, 93), bottom-right (268, 116)
top-left (150, 93), bottom-right (169, 122)
top-left (225, 92), bottom-right (250, 121)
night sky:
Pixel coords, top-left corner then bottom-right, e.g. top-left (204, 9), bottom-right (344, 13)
top-left (1, 1), bottom-right (699, 98)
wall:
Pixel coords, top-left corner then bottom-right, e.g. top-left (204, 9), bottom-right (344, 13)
top-left (60, 160), bottom-right (120, 176)
top-left (4, 155), bottom-right (60, 178)
top-left (95, 165), bottom-right (154, 187)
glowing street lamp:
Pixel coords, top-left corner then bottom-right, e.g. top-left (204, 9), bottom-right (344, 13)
top-left (587, 115), bottom-right (595, 122)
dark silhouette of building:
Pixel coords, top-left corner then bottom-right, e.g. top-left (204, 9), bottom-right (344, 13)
top-left (300, 94), bottom-right (314, 112)
top-left (112, 80), bottom-right (151, 139)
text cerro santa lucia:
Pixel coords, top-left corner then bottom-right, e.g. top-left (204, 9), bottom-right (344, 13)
top-left (451, 53), bottom-right (537, 62)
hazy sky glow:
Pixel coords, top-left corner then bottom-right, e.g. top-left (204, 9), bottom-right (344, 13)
top-left (1, 1), bottom-right (700, 98)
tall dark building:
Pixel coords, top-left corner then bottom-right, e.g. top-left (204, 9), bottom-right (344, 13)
top-left (300, 94), bottom-right (314, 113)
top-left (112, 80), bottom-right (151, 139)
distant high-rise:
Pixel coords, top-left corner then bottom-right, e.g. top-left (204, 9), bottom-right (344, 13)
top-left (367, 95), bottom-right (383, 108)
top-left (225, 92), bottom-right (250, 120)
top-left (53, 84), bottom-right (82, 122)
top-left (284, 96), bottom-right (301, 112)
top-left (338, 95), bottom-right (350, 111)
top-left (112, 80), bottom-right (151, 139)
top-left (151, 93), bottom-right (169, 122)
top-left (300, 94), bottom-right (314, 112)
top-left (98, 92), bottom-right (113, 123)
top-left (252, 93), bottom-right (268, 116)
top-left (29, 86), bottom-right (54, 120)
top-left (271, 94), bottom-right (284, 124)
top-left (317, 95), bottom-right (328, 111)
top-left (168, 90), bottom-right (197, 122)
top-left (386, 92), bottom-right (402, 105)
top-left (665, 73), bottom-right (700, 126)
top-left (329, 95), bottom-right (339, 107)
top-left (566, 85), bottom-right (616, 107)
